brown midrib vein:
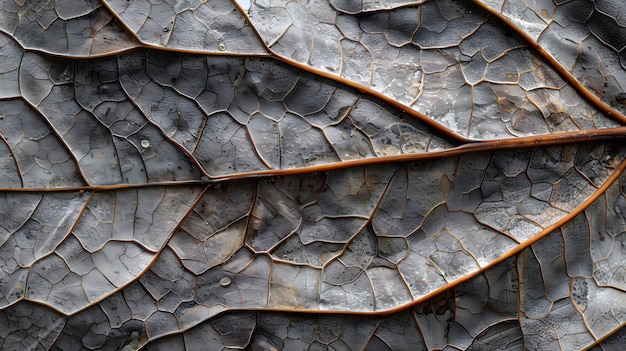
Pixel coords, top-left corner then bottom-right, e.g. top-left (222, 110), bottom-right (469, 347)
top-left (4, 126), bottom-right (626, 192)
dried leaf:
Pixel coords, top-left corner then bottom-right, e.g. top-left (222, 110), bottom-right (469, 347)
top-left (1, 0), bottom-right (626, 350)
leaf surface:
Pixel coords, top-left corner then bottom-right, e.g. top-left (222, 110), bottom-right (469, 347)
top-left (1, 0), bottom-right (626, 350)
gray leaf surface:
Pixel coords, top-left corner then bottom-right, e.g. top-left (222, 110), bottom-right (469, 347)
top-left (1, 0), bottom-right (626, 350)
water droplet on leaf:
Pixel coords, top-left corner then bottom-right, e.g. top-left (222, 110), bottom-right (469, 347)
top-left (219, 276), bottom-right (232, 287)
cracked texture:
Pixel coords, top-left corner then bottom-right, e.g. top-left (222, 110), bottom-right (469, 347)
top-left (240, 0), bottom-right (621, 139)
top-left (1, 0), bottom-right (626, 350)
